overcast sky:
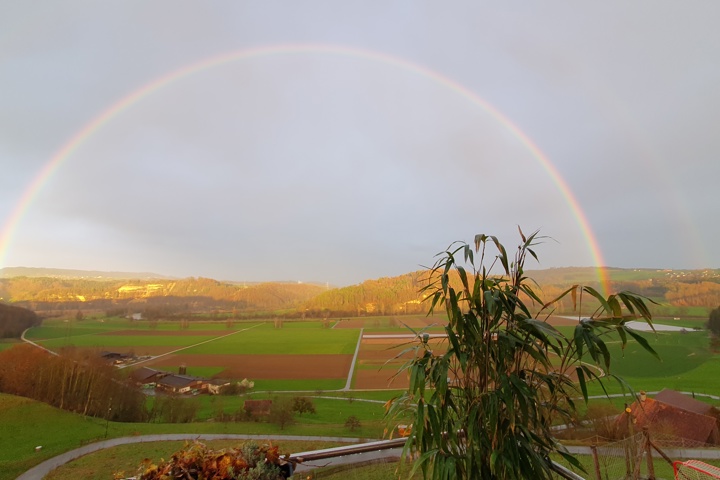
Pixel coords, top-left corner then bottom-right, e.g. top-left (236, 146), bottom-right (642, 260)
top-left (1, 2), bottom-right (718, 285)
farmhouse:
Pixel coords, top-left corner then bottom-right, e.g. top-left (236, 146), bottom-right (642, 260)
top-left (130, 367), bottom-right (167, 386)
top-left (156, 374), bottom-right (205, 394)
top-left (618, 390), bottom-right (720, 445)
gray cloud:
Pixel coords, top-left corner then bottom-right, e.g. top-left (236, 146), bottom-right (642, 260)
top-left (1, 1), bottom-right (718, 284)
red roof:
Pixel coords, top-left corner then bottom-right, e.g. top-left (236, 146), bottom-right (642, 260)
top-left (619, 397), bottom-right (719, 444)
top-left (654, 389), bottom-right (714, 416)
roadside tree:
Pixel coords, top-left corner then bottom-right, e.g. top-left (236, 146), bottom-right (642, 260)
top-left (292, 396), bottom-right (316, 416)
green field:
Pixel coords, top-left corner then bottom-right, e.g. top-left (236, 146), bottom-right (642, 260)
top-left (27, 318), bottom-right (360, 355)
top-left (180, 323), bottom-right (359, 355)
top-left (548, 325), bottom-right (720, 399)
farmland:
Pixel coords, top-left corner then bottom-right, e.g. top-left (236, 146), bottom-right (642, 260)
top-left (22, 314), bottom-right (720, 397)
top-left (7, 312), bottom-right (720, 478)
top-left (21, 313), bottom-right (720, 397)
top-left (25, 316), bottom-right (428, 391)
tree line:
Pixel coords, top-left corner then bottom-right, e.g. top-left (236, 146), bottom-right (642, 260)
top-left (0, 345), bottom-right (146, 421)
top-left (0, 302), bottom-right (41, 338)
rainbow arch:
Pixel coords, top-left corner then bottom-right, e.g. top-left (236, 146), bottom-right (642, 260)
top-left (0, 43), bottom-right (610, 294)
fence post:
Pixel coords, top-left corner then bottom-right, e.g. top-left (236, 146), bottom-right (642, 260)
top-left (644, 427), bottom-right (655, 480)
top-left (590, 444), bottom-right (602, 480)
top-left (624, 404), bottom-right (633, 477)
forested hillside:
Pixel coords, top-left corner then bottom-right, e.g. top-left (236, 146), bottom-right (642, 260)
top-left (302, 267), bottom-right (720, 317)
top-left (1, 267), bottom-right (718, 319)
top-left (0, 276), bottom-right (325, 316)
top-left (301, 272), bottom-right (428, 316)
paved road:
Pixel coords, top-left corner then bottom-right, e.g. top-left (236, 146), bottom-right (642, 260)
top-left (16, 434), bottom-right (370, 480)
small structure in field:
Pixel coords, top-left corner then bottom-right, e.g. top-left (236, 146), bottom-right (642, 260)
top-left (207, 381), bottom-right (231, 395)
top-left (100, 351), bottom-right (133, 365)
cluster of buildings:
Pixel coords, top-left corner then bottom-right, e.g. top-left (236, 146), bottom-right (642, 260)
top-left (129, 366), bottom-right (228, 395)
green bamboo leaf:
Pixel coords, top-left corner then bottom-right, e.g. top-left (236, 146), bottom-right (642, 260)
top-left (596, 337), bottom-right (611, 371)
top-left (573, 324), bottom-right (585, 358)
top-left (607, 295), bottom-right (622, 317)
top-left (624, 326), bottom-right (661, 361)
top-left (615, 325), bottom-right (628, 352)
top-left (457, 266), bottom-right (469, 294)
top-left (463, 243), bottom-right (474, 264)
top-left (518, 225), bottom-right (527, 243)
top-left (409, 449), bottom-right (438, 478)
top-left (557, 450), bottom-right (586, 473)
top-left (474, 233), bottom-right (487, 251)
top-left (582, 286), bottom-right (612, 315)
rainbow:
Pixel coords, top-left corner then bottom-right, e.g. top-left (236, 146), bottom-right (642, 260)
top-left (0, 44), bottom-right (610, 293)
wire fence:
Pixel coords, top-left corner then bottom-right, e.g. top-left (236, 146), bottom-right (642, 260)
top-left (552, 428), bottom-right (720, 480)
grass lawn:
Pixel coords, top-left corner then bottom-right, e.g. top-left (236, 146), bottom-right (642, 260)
top-left (0, 392), bottom-right (388, 480)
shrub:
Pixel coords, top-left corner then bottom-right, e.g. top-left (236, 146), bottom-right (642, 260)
top-left (345, 415), bottom-right (361, 431)
top-left (135, 441), bottom-right (290, 479)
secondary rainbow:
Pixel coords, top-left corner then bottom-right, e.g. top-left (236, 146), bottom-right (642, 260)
top-left (0, 43), bottom-right (610, 294)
